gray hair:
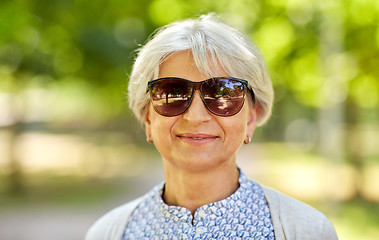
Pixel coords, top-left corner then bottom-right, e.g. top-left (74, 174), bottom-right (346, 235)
top-left (128, 13), bottom-right (274, 126)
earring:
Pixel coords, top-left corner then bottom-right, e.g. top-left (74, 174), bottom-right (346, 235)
top-left (146, 137), bottom-right (154, 144)
top-left (244, 135), bottom-right (251, 144)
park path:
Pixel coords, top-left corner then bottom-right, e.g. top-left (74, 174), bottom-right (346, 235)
top-left (0, 169), bottom-right (164, 240)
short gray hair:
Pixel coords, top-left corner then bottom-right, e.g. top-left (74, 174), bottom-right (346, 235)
top-left (128, 13), bottom-right (274, 126)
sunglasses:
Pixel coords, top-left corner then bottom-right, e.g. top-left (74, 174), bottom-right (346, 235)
top-left (147, 77), bottom-right (253, 117)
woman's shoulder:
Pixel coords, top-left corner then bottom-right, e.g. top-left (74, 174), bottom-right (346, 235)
top-left (262, 186), bottom-right (326, 219)
top-left (262, 186), bottom-right (338, 240)
top-left (85, 183), bottom-right (162, 240)
top-left (85, 197), bottom-right (144, 240)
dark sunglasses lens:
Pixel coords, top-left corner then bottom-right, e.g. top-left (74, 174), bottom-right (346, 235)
top-left (202, 78), bottom-right (246, 116)
top-left (149, 79), bottom-right (192, 116)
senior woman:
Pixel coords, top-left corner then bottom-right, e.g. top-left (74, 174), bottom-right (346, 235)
top-left (86, 14), bottom-right (338, 240)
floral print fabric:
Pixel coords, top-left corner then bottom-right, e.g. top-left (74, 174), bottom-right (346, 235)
top-left (122, 171), bottom-right (275, 240)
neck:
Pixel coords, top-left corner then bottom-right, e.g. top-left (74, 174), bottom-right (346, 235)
top-left (162, 162), bottom-right (240, 215)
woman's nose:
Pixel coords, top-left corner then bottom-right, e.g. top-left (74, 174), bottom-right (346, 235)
top-left (182, 91), bottom-right (212, 123)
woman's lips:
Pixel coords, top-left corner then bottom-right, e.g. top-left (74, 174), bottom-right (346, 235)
top-left (177, 133), bottom-right (218, 144)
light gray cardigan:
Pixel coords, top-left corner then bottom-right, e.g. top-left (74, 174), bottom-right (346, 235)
top-left (86, 187), bottom-right (338, 240)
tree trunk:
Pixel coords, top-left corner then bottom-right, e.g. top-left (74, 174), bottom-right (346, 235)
top-left (4, 93), bottom-right (25, 194)
top-left (345, 98), bottom-right (364, 199)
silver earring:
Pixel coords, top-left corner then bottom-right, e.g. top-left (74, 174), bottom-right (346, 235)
top-left (244, 135), bottom-right (251, 144)
top-left (146, 137), bottom-right (154, 144)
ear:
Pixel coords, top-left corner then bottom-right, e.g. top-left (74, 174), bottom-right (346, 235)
top-left (246, 105), bottom-right (260, 138)
top-left (144, 106), bottom-right (152, 139)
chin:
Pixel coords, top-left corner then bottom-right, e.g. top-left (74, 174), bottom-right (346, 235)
top-left (167, 154), bottom-right (231, 172)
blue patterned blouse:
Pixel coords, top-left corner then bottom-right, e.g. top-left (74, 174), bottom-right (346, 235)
top-left (121, 171), bottom-right (275, 239)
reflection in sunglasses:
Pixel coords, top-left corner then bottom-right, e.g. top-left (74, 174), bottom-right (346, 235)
top-left (148, 77), bottom-right (250, 117)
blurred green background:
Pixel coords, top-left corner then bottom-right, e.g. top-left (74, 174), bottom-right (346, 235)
top-left (0, 0), bottom-right (378, 239)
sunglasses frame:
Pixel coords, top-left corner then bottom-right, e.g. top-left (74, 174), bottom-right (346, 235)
top-left (147, 77), bottom-right (253, 117)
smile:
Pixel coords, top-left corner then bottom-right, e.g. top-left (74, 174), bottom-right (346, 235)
top-left (178, 134), bottom-right (218, 144)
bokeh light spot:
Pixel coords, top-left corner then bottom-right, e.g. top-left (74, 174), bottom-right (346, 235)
top-left (350, 75), bottom-right (379, 108)
top-left (114, 18), bottom-right (146, 48)
top-left (253, 18), bottom-right (294, 62)
top-left (53, 44), bottom-right (83, 74)
top-left (149, 0), bottom-right (185, 25)
top-left (286, 0), bottom-right (315, 25)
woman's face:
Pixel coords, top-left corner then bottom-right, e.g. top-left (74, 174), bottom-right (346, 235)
top-left (145, 51), bottom-right (258, 172)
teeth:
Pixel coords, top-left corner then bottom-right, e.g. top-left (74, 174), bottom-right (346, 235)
top-left (192, 137), bottom-right (203, 140)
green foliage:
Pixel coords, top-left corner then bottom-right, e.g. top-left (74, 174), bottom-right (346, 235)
top-left (1, 3), bottom-right (377, 238)
top-left (0, 0), bottom-right (378, 126)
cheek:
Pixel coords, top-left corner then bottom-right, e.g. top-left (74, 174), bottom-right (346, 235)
top-left (232, 123), bottom-right (247, 141)
top-left (221, 118), bottom-right (246, 143)
top-left (149, 113), bottom-right (176, 142)
top-left (222, 109), bottom-right (250, 143)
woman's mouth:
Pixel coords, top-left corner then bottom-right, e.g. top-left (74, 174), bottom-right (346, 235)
top-left (177, 133), bottom-right (218, 144)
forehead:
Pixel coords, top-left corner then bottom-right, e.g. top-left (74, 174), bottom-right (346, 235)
top-left (158, 51), bottom-right (228, 81)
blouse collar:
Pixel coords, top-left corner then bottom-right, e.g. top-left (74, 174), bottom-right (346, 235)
top-left (153, 170), bottom-right (262, 224)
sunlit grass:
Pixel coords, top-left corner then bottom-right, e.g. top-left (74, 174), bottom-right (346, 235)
top-left (330, 200), bottom-right (379, 240)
